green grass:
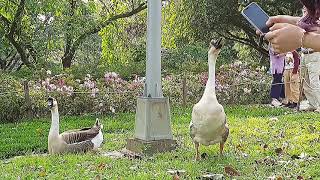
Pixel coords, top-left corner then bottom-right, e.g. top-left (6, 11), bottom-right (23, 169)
top-left (0, 105), bottom-right (320, 179)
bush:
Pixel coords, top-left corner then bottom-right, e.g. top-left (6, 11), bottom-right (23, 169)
top-left (0, 62), bottom-right (271, 123)
top-left (162, 61), bottom-right (270, 106)
top-left (0, 74), bottom-right (26, 123)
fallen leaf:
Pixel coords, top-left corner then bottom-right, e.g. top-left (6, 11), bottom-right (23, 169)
top-left (97, 163), bottom-right (105, 171)
top-left (129, 165), bottom-right (138, 171)
top-left (167, 170), bottom-right (186, 175)
top-left (262, 144), bottom-right (268, 149)
top-left (3, 160), bottom-right (11, 164)
top-left (167, 170), bottom-right (186, 180)
top-left (241, 152), bottom-right (248, 158)
top-left (282, 142), bottom-right (289, 149)
top-left (224, 166), bottom-right (240, 176)
top-left (275, 148), bottom-right (283, 155)
top-left (277, 176), bottom-right (283, 180)
top-left (255, 157), bottom-right (276, 166)
top-left (299, 152), bottom-right (308, 159)
top-left (270, 117), bottom-right (278, 121)
top-left (173, 174), bottom-right (180, 180)
top-left (201, 153), bottom-right (208, 159)
top-left (36, 128), bottom-right (43, 135)
top-left (268, 175), bottom-right (276, 180)
top-left (308, 125), bottom-right (316, 133)
top-left (39, 170), bottom-right (46, 177)
top-left (95, 174), bottom-right (101, 180)
top-left (278, 131), bottom-right (285, 138)
top-left (236, 144), bottom-right (242, 150)
top-left (121, 149), bottom-right (143, 160)
top-left (297, 175), bottom-right (304, 180)
top-left (102, 151), bottom-right (124, 159)
top-left (291, 154), bottom-right (300, 160)
top-left (202, 173), bottom-right (225, 179)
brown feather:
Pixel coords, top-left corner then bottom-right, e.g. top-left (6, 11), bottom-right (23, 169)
top-left (65, 140), bottom-right (94, 153)
top-left (61, 123), bottom-right (101, 144)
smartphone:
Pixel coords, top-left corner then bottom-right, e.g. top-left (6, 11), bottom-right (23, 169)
top-left (241, 2), bottom-right (270, 34)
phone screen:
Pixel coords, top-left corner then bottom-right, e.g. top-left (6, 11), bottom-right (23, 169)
top-left (242, 3), bottom-right (270, 34)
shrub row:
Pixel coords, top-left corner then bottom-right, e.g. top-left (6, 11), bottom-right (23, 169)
top-left (0, 62), bottom-right (271, 123)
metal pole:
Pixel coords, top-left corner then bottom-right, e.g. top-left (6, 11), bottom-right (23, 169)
top-left (145, 0), bottom-right (162, 98)
top-left (126, 0), bottom-right (176, 154)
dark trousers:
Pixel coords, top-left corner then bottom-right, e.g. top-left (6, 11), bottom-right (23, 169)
top-left (270, 73), bottom-right (285, 99)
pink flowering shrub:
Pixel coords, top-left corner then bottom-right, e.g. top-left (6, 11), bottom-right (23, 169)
top-left (0, 63), bottom-right (271, 122)
top-left (162, 61), bottom-right (271, 105)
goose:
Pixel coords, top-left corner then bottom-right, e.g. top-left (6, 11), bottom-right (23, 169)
top-left (189, 38), bottom-right (229, 160)
top-left (47, 97), bottom-right (103, 154)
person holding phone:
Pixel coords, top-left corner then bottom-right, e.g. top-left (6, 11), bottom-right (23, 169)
top-left (265, 3), bottom-right (320, 112)
top-left (264, 0), bottom-right (320, 53)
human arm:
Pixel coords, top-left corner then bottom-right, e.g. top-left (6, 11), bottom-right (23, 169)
top-left (303, 32), bottom-right (320, 52)
top-left (264, 23), bottom-right (320, 53)
top-left (264, 23), bottom-right (305, 53)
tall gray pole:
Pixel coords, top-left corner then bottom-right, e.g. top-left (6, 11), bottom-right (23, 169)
top-left (145, 0), bottom-right (162, 97)
top-left (126, 0), bottom-right (176, 155)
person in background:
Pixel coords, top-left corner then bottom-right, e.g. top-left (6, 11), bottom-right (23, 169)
top-left (300, 47), bottom-right (320, 112)
top-left (282, 51), bottom-right (301, 108)
top-left (269, 45), bottom-right (285, 107)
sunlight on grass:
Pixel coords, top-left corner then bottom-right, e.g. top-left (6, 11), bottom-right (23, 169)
top-left (0, 106), bottom-right (319, 179)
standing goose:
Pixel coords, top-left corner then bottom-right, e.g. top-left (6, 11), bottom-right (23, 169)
top-left (47, 97), bottom-right (103, 154)
top-left (189, 38), bottom-right (229, 160)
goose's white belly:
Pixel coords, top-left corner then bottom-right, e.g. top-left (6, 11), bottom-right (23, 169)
top-left (191, 97), bottom-right (226, 146)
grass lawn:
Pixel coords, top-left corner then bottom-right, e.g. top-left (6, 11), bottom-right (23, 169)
top-left (0, 106), bottom-right (319, 179)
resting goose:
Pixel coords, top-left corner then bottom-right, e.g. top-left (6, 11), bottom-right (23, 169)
top-left (189, 38), bottom-right (229, 160)
top-left (47, 97), bottom-right (103, 154)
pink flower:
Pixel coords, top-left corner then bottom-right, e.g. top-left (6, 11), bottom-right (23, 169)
top-left (48, 84), bottom-right (57, 91)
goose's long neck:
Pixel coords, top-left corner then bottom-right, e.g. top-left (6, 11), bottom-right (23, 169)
top-left (204, 54), bottom-right (217, 96)
top-left (49, 107), bottom-right (60, 137)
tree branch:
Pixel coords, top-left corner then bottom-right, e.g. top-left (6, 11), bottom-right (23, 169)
top-left (70, 2), bottom-right (147, 56)
top-left (5, 34), bottom-right (33, 68)
top-left (2, 0), bottom-right (33, 68)
top-left (0, 14), bottom-right (10, 28)
top-left (9, 0), bottom-right (25, 37)
top-left (216, 31), bottom-right (268, 56)
top-left (25, 44), bottom-right (37, 63)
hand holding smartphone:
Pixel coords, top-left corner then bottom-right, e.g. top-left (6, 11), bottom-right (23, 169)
top-left (241, 2), bottom-right (270, 34)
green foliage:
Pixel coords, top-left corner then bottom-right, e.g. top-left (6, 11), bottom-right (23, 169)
top-left (0, 74), bottom-right (25, 122)
top-left (0, 107), bottom-right (320, 178)
top-left (182, 0), bottom-right (302, 56)
top-left (162, 43), bottom-right (208, 74)
top-left (0, 0), bottom-right (147, 71)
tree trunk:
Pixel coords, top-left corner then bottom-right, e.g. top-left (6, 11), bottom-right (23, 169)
top-left (61, 2), bottom-right (147, 69)
top-left (0, 58), bottom-right (5, 70)
top-left (62, 53), bottom-right (73, 69)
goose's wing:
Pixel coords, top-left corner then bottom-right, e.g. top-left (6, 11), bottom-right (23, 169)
top-left (61, 126), bottom-right (101, 144)
top-left (65, 140), bottom-right (94, 153)
top-left (61, 119), bottom-right (103, 144)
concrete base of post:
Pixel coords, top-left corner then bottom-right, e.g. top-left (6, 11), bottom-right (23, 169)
top-left (125, 97), bottom-right (177, 155)
top-left (125, 138), bottom-right (177, 155)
